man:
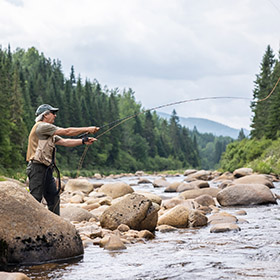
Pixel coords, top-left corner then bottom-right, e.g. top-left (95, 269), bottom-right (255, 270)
top-left (26, 104), bottom-right (99, 215)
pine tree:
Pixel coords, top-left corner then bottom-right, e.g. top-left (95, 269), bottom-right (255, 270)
top-left (237, 128), bottom-right (246, 141)
top-left (251, 45), bottom-right (275, 138)
top-left (266, 58), bottom-right (280, 139)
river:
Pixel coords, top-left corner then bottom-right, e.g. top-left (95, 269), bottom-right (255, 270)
top-left (9, 175), bottom-right (280, 279)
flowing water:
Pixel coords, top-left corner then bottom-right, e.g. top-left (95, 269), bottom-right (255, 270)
top-left (9, 175), bottom-right (280, 279)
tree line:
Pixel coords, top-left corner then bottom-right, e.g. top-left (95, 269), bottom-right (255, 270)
top-left (220, 45), bottom-right (280, 172)
top-left (0, 46), bottom-right (235, 175)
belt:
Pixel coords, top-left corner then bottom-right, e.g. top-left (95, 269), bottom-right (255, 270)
top-left (29, 159), bottom-right (44, 164)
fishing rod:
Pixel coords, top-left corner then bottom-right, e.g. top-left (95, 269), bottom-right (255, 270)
top-left (76, 73), bottom-right (280, 177)
top-left (76, 95), bottom-right (251, 176)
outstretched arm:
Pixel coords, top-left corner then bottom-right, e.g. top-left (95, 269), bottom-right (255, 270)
top-left (55, 137), bottom-right (97, 147)
top-left (54, 126), bottom-right (99, 137)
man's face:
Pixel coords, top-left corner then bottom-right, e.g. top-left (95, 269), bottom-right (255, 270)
top-left (43, 111), bottom-right (56, 124)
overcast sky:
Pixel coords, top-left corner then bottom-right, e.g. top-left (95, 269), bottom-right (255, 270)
top-left (1, 0), bottom-right (280, 130)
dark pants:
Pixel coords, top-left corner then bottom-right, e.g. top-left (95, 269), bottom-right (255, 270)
top-left (26, 161), bottom-right (60, 215)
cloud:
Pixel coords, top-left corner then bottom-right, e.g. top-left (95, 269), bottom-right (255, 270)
top-left (0, 0), bottom-right (279, 130)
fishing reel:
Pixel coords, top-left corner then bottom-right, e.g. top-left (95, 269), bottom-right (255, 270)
top-left (79, 133), bottom-right (89, 144)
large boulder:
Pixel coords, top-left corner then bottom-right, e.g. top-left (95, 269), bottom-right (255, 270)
top-left (232, 174), bottom-right (274, 188)
top-left (0, 181), bottom-right (83, 266)
top-left (100, 193), bottom-right (159, 232)
top-left (217, 184), bottom-right (277, 206)
top-left (64, 179), bottom-right (94, 194)
top-left (98, 182), bottom-right (134, 199)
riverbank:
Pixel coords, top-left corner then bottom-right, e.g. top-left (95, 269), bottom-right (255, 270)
top-left (2, 168), bottom-right (280, 279)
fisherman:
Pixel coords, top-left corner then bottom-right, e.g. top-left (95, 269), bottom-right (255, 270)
top-left (26, 104), bottom-right (99, 215)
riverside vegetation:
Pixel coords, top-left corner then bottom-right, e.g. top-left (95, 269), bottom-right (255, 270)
top-left (0, 44), bottom-right (280, 177)
top-left (0, 45), bottom-right (236, 178)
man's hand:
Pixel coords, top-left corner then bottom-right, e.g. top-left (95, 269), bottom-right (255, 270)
top-left (88, 126), bottom-right (100, 134)
top-left (84, 137), bottom-right (97, 145)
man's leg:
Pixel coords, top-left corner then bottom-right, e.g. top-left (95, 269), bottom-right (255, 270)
top-left (27, 162), bottom-right (46, 203)
top-left (44, 168), bottom-right (60, 215)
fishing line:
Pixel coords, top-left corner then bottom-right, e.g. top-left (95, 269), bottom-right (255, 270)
top-left (76, 95), bottom-right (250, 176)
top-left (255, 75), bottom-right (280, 103)
top-left (76, 74), bottom-right (280, 177)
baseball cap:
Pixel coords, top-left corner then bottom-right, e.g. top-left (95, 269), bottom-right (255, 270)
top-left (35, 104), bottom-right (59, 116)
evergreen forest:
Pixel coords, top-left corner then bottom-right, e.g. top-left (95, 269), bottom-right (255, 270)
top-left (220, 45), bottom-right (280, 174)
top-left (0, 46), bottom-right (232, 176)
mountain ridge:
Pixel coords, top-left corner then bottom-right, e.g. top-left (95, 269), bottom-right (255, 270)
top-left (157, 112), bottom-right (250, 139)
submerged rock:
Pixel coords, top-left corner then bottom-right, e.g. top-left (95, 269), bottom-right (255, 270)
top-left (0, 181), bottom-right (83, 266)
top-left (210, 223), bottom-right (241, 233)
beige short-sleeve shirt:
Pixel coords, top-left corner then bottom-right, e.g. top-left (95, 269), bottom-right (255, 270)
top-left (26, 122), bottom-right (61, 162)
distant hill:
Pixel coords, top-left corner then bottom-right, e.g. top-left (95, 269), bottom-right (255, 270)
top-left (157, 112), bottom-right (250, 139)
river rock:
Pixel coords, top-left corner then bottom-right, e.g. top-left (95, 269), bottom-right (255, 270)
top-left (138, 178), bottom-right (152, 184)
top-left (64, 179), bottom-right (94, 194)
top-left (104, 234), bottom-right (126, 251)
top-left (194, 194), bottom-right (215, 206)
top-left (177, 180), bottom-right (209, 192)
top-left (218, 180), bottom-right (233, 189)
top-left (156, 225), bottom-right (178, 232)
top-left (183, 169), bottom-right (197, 176)
top-left (98, 182), bottom-right (134, 199)
top-left (188, 210), bottom-right (208, 227)
top-left (138, 230), bottom-right (155, 240)
top-left (210, 223), bottom-right (241, 233)
top-left (161, 198), bottom-right (199, 210)
top-left (212, 171), bottom-right (235, 182)
top-left (152, 177), bottom-right (170, 188)
top-left (157, 205), bottom-right (190, 228)
top-left (135, 191), bottom-right (162, 205)
top-left (179, 188), bottom-right (220, 199)
top-left (164, 181), bottom-right (181, 192)
top-left (100, 193), bottom-right (159, 232)
top-left (233, 167), bottom-right (253, 178)
top-left (231, 174), bottom-right (274, 188)
top-left (61, 205), bottom-right (94, 222)
top-left (0, 272), bottom-right (30, 280)
top-left (90, 205), bottom-right (109, 218)
top-left (184, 170), bottom-right (213, 181)
top-left (208, 212), bottom-right (238, 225)
top-left (216, 184), bottom-right (277, 206)
top-left (0, 181), bottom-right (83, 266)
top-left (176, 182), bottom-right (197, 192)
top-left (70, 194), bottom-right (84, 203)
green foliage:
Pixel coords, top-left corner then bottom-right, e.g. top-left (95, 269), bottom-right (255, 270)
top-left (1, 46), bottom-right (209, 175)
top-left (190, 128), bottom-right (232, 170)
top-left (251, 45), bottom-right (280, 139)
top-left (220, 138), bottom-right (272, 172)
